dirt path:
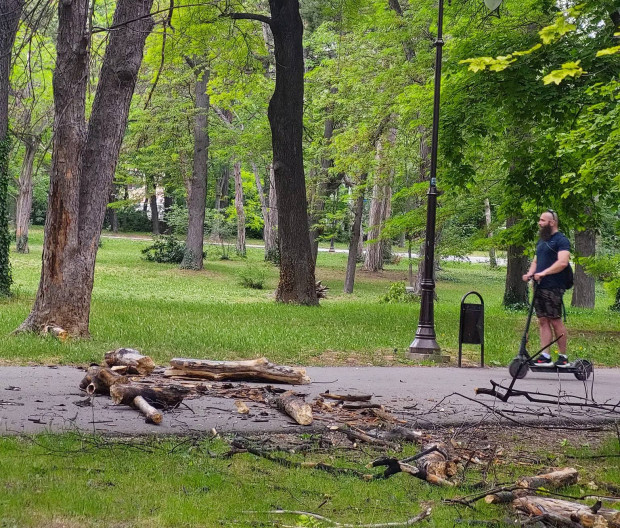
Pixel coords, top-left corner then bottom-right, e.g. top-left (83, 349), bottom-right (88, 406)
top-left (0, 365), bottom-right (617, 435)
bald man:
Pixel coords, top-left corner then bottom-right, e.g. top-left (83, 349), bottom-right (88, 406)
top-left (522, 210), bottom-right (571, 367)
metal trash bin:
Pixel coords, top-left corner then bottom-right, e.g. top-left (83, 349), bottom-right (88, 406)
top-left (458, 291), bottom-right (484, 368)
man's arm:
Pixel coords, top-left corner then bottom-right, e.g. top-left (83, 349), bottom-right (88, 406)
top-left (523, 257), bottom-right (537, 281)
top-left (533, 250), bottom-right (569, 281)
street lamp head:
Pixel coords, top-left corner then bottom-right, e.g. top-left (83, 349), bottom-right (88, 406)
top-left (484, 0), bottom-right (503, 12)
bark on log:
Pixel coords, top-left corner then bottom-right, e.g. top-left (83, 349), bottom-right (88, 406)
top-left (513, 496), bottom-right (620, 528)
top-left (165, 357), bottom-right (310, 385)
top-left (133, 395), bottom-right (163, 424)
top-left (485, 490), bottom-right (530, 504)
top-left (109, 383), bottom-right (189, 409)
top-left (104, 348), bottom-right (155, 375)
top-left (79, 365), bottom-right (128, 395)
top-left (273, 390), bottom-right (312, 425)
top-left (516, 468), bottom-right (579, 490)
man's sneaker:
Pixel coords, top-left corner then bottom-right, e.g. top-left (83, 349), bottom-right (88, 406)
top-left (533, 356), bottom-right (553, 366)
top-left (555, 355), bottom-right (570, 367)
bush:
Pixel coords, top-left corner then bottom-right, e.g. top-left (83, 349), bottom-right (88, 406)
top-left (141, 235), bottom-right (187, 264)
top-left (111, 206), bottom-right (152, 232)
top-left (379, 281), bottom-right (417, 304)
top-left (238, 266), bottom-right (266, 289)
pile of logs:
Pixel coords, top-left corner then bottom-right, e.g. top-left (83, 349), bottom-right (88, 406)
top-left (80, 350), bottom-right (314, 426)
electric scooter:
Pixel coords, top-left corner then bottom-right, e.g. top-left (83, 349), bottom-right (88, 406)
top-left (507, 283), bottom-right (593, 381)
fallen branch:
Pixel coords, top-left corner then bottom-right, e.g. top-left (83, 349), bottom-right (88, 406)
top-left (109, 383), bottom-right (189, 408)
top-left (272, 391), bottom-right (313, 425)
top-left (320, 392), bottom-right (372, 402)
top-left (104, 348), bottom-right (155, 375)
top-left (79, 366), bottom-right (128, 395)
top-left (165, 357), bottom-right (310, 385)
top-left (513, 496), bottom-right (620, 527)
top-left (133, 395), bottom-right (163, 424)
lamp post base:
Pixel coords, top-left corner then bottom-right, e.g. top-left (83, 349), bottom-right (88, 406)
top-left (408, 337), bottom-right (450, 362)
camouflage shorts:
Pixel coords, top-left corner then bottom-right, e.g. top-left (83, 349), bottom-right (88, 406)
top-left (534, 288), bottom-right (565, 319)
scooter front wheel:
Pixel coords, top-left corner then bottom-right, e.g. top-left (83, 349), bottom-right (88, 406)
top-left (573, 359), bottom-right (593, 381)
top-left (509, 358), bottom-right (529, 379)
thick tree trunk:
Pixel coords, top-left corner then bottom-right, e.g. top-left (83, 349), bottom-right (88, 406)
top-left (15, 138), bottom-right (37, 253)
top-left (503, 217), bottom-right (529, 307)
top-left (233, 161), bottom-right (245, 255)
top-left (344, 182), bottom-right (365, 293)
top-left (17, 0), bottom-right (154, 336)
top-left (0, 0), bottom-right (24, 296)
top-left (268, 0), bottom-right (317, 305)
top-left (571, 228), bottom-right (595, 309)
top-left (484, 198), bottom-right (496, 268)
top-left (181, 61), bottom-right (209, 270)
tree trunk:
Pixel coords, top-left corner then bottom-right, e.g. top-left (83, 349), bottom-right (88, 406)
top-left (181, 60), bottom-right (209, 270)
top-left (215, 165), bottom-right (230, 211)
top-left (266, 163), bottom-right (278, 257)
top-left (364, 179), bottom-right (385, 272)
top-left (571, 228), bottom-right (595, 308)
top-left (344, 181), bottom-right (365, 293)
top-left (309, 88), bottom-right (336, 265)
top-left (484, 198), bottom-right (496, 268)
top-left (150, 191), bottom-right (159, 235)
top-left (268, 0), bottom-right (317, 305)
top-left (17, 0), bottom-right (155, 336)
top-left (503, 217), bottom-right (529, 307)
top-left (233, 160), bottom-right (245, 255)
top-left (252, 162), bottom-right (275, 258)
top-left (15, 138), bottom-right (37, 253)
top-left (0, 0), bottom-right (23, 296)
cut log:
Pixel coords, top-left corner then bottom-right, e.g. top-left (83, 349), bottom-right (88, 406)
top-left (42, 325), bottom-right (68, 341)
top-left (320, 392), bottom-right (372, 402)
top-left (109, 383), bottom-right (189, 409)
top-left (165, 357), bottom-right (310, 385)
top-left (133, 395), bottom-right (163, 424)
top-left (516, 468), bottom-right (579, 490)
top-left (513, 496), bottom-right (620, 528)
top-left (104, 348), bottom-right (155, 375)
top-left (413, 443), bottom-right (458, 486)
top-left (79, 366), bottom-right (128, 395)
top-left (485, 490), bottom-right (530, 504)
top-left (273, 391), bottom-right (313, 425)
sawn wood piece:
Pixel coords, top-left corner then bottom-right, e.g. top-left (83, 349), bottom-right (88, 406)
top-left (104, 348), bottom-right (155, 375)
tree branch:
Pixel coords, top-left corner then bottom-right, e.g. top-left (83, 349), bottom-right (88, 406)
top-left (223, 12), bottom-right (271, 25)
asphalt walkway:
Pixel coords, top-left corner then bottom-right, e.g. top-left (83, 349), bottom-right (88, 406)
top-left (0, 365), bottom-right (617, 435)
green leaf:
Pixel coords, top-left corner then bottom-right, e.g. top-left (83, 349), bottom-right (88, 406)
top-left (512, 44), bottom-right (542, 56)
top-left (543, 61), bottom-right (585, 85)
top-left (596, 46), bottom-right (620, 57)
top-left (539, 16), bottom-right (576, 44)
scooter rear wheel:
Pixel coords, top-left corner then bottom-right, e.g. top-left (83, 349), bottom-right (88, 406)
top-left (573, 359), bottom-right (593, 381)
top-left (509, 358), bottom-right (529, 379)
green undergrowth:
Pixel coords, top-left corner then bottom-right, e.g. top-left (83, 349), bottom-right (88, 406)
top-left (0, 431), bottom-right (617, 528)
top-left (2, 227), bottom-right (619, 367)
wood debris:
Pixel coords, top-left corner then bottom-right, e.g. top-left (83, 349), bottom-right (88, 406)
top-left (105, 348), bottom-right (155, 375)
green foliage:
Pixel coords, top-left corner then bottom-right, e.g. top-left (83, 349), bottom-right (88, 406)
top-left (238, 265), bottom-right (266, 290)
top-left (110, 206), bottom-right (152, 232)
top-left (379, 281), bottom-right (417, 304)
top-left (141, 235), bottom-right (187, 264)
top-left (0, 137), bottom-right (12, 297)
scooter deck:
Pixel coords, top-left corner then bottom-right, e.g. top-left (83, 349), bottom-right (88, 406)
top-left (529, 364), bottom-right (581, 374)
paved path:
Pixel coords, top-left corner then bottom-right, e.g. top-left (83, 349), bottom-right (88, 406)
top-left (0, 366), bottom-right (617, 435)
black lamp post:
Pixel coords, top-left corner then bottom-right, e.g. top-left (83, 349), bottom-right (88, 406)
top-left (408, 0), bottom-right (501, 360)
top-left (408, 0), bottom-right (446, 359)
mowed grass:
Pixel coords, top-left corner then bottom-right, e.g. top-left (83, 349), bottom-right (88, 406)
top-left (0, 432), bottom-right (617, 528)
top-left (1, 227), bottom-right (619, 367)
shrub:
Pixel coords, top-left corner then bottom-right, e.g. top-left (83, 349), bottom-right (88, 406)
top-left (238, 266), bottom-right (266, 289)
top-left (379, 281), bottom-right (417, 304)
top-left (141, 235), bottom-right (187, 264)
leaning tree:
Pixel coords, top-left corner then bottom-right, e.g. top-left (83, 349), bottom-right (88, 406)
top-left (17, 0), bottom-right (155, 336)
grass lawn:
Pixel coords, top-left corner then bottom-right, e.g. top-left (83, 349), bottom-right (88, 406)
top-left (2, 227), bottom-right (619, 367)
top-left (0, 430), bottom-right (617, 528)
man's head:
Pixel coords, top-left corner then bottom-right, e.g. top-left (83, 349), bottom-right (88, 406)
top-left (538, 209), bottom-right (558, 240)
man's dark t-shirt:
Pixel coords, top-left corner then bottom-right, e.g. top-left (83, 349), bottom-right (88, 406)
top-left (535, 232), bottom-right (570, 289)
